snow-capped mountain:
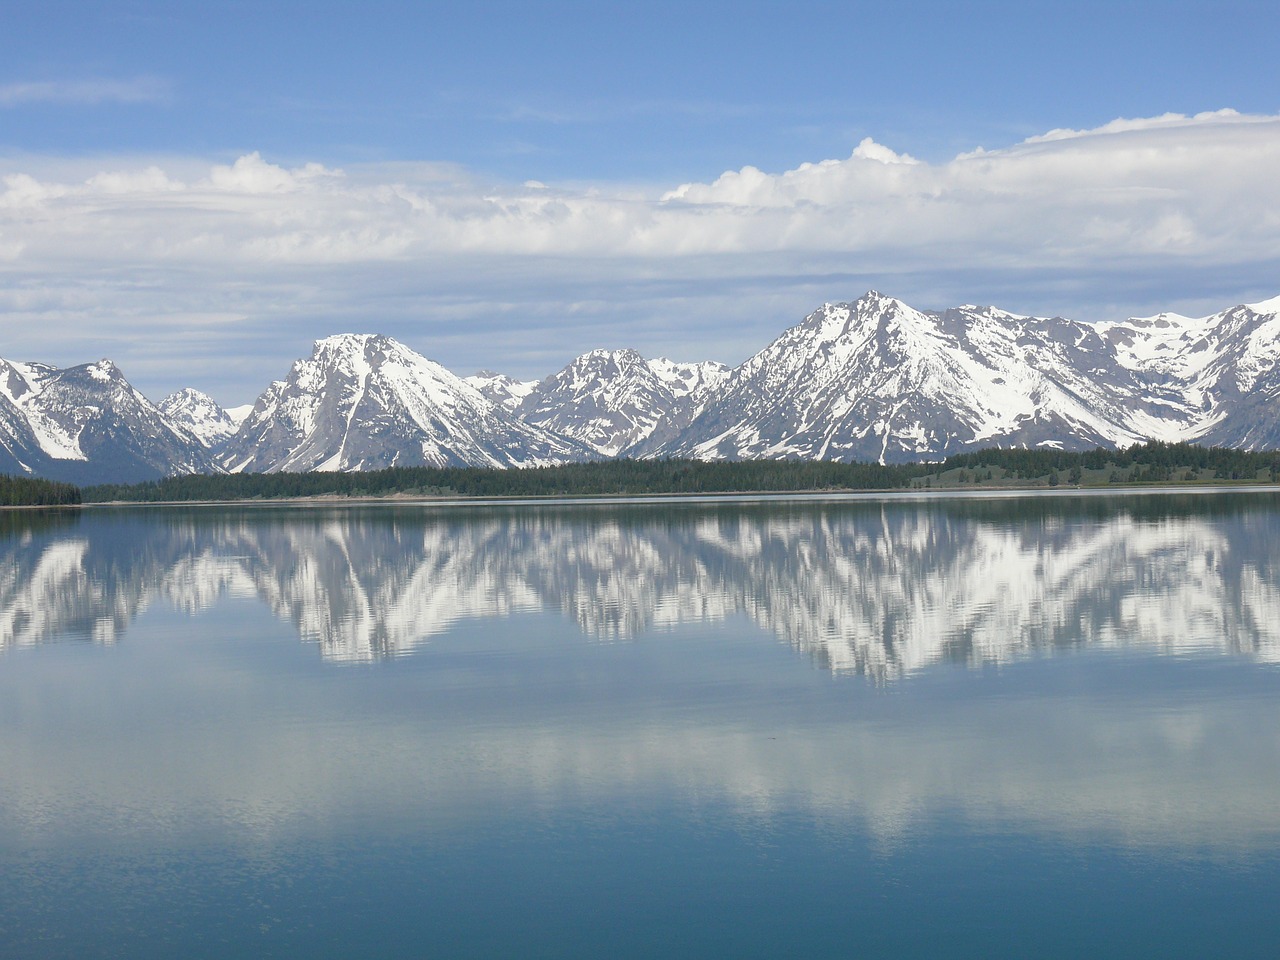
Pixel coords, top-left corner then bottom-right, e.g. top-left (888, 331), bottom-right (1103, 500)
top-left (159, 388), bottom-right (243, 448)
top-left (642, 294), bottom-right (1132, 462)
top-left (463, 370), bottom-right (539, 411)
top-left (646, 292), bottom-right (1280, 463)
top-left (219, 334), bottom-right (593, 472)
top-left (0, 361), bottom-right (61, 479)
top-left (515, 348), bottom-right (730, 456)
top-left (0, 358), bottom-right (214, 483)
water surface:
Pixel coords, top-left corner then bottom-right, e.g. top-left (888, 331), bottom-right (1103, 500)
top-left (2, 492), bottom-right (1278, 957)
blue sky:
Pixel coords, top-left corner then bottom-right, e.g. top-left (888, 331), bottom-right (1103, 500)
top-left (2, 1), bottom-right (1279, 403)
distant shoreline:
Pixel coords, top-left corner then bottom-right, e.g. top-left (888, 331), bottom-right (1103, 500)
top-left (63, 479), bottom-right (1280, 510)
top-left (7, 441), bottom-right (1280, 507)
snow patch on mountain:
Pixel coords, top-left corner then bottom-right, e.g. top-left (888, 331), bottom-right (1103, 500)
top-left (646, 356), bottom-right (730, 401)
top-left (225, 405), bottom-right (253, 427)
top-left (0, 361), bottom-right (88, 461)
top-left (7, 288), bottom-right (1280, 482)
top-left (1246, 294), bottom-right (1280, 314)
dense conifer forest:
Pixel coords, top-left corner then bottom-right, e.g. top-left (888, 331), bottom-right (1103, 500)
top-left (74, 442), bottom-right (1280, 503)
top-left (82, 457), bottom-right (920, 502)
top-left (0, 474), bottom-right (82, 505)
top-left (940, 441), bottom-right (1280, 483)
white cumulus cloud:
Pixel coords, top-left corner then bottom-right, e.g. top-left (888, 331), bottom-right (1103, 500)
top-left (0, 109), bottom-right (1277, 403)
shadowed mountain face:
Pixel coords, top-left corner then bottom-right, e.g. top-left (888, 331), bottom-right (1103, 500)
top-left (5, 495), bottom-right (1280, 677)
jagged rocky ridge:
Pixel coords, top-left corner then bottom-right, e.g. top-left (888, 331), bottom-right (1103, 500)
top-left (159, 388), bottom-right (248, 448)
top-left (4, 291), bottom-right (1280, 482)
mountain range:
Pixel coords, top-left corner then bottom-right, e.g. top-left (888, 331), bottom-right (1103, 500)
top-left (4, 291), bottom-right (1280, 483)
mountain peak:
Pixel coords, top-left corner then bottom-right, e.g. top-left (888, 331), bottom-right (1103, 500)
top-left (464, 370), bottom-right (539, 411)
top-left (1245, 293), bottom-right (1280, 314)
top-left (0, 358), bottom-right (216, 482)
top-left (574, 347), bottom-right (646, 366)
top-left (798, 293), bottom-right (921, 347)
top-left (853, 289), bottom-right (903, 310)
top-left (163, 386), bottom-right (215, 404)
top-left (12, 290), bottom-right (1280, 482)
top-left (222, 334), bottom-right (589, 472)
top-left (516, 348), bottom-right (726, 457)
top-left (85, 359), bottom-right (124, 382)
top-left (159, 388), bottom-right (239, 449)
top-left (312, 332), bottom-right (393, 356)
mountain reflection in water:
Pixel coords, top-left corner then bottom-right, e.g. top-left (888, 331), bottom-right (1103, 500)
top-left (4, 493), bottom-right (1280, 960)
top-left (3, 492), bottom-right (1279, 677)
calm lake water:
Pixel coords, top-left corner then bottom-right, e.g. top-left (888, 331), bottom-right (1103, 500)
top-left (2, 491), bottom-right (1279, 958)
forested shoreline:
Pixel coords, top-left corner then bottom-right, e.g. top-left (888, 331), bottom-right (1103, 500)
top-left (4, 441), bottom-right (1274, 506)
top-left (0, 474), bottom-right (82, 506)
top-left (67, 441), bottom-right (1280, 504)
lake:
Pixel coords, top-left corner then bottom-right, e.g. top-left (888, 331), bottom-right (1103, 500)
top-left (2, 490), bottom-right (1279, 958)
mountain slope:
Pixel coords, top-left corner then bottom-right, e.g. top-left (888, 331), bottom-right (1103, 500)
top-left (1098, 295), bottom-right (1280, 448)
top-left (8, 290), bottom-right (1280, 483)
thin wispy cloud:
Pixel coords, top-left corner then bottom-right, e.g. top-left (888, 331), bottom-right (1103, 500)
top-left (0, 76), bottom-right (170, 107)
